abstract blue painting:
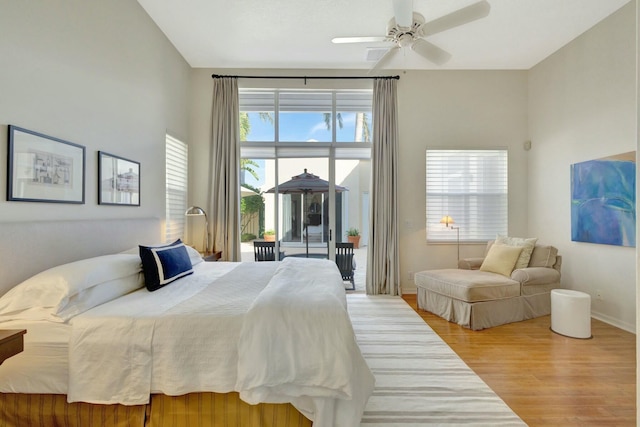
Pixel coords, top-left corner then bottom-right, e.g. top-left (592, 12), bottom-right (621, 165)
top-left (571, 152), bottom-right (636, 247)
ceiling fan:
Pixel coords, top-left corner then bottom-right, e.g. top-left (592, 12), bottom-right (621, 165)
top-left (332, 0), bottom-right (491, 70)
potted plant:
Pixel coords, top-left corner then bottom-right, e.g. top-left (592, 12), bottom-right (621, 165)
top-left (346, 228), bottom-right (360, 249)
top-left (263, 229), bottom-right (276, 242)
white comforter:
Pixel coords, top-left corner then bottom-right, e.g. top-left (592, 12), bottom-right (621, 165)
top-left (67, 258), bottom-right (374, 427)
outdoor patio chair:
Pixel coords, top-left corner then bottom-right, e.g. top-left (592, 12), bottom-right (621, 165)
top-left (253, 241), bottom-right (284, 261)
top-left (336, 242), bottom-right (356, 290)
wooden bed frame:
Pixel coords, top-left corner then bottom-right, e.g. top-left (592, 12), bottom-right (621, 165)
top-left (0, 218), bottom-right (311, 427)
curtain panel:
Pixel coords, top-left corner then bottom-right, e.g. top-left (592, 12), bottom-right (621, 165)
top-left (366, 78), bottom-right (400, 295)
top-left (209, 77), bottom-right (241, 261)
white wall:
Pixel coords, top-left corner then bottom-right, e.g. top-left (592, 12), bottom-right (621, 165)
top-left (529, 2), bottom-right (637, 332)
top-left (0, 0), bottom-right (191, 223)
top-left (399, 70), bottom-right (530, 290)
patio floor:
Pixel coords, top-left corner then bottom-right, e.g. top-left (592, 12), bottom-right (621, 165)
top-left (240, 241), bottom-right (366, 292)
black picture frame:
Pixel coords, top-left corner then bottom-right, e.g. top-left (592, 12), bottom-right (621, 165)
top-left (98, 151), bottom-right (140, 206)
top-left (7, 125), bottom-right (86, 204)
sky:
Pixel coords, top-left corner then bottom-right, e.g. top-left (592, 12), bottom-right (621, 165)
top-left (245, 112), bottom-right (366, 143)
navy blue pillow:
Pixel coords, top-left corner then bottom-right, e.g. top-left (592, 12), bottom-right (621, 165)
top-left (139, 239), bottom-right (194, 292)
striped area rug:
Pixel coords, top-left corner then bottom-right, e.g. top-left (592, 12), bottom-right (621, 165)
top-left (347, 294), bottom-right (526, 426)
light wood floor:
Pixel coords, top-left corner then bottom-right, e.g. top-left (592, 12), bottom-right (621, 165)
top-left (402, 294), bottom-right (636, 427)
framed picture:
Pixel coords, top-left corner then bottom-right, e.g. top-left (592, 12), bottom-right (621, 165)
top-left (7, 125), bottom-right (85, 204)
top-left (98, 151), bottom-right (140, 206)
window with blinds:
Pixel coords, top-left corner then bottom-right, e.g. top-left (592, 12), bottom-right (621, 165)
top-left (426, 149), bottom-right (508, 242)
top-left (165, 135), bottom-right (188, 243)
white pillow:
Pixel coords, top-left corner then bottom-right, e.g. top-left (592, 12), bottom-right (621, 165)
top-left (0, 254), bottom-right (143, 322)
top-left (120, 243), bottom-right (204, 266)
top-left (56, 273), bottom-right (143, 320)
top-left (495, 235), bottom-right (538, 269)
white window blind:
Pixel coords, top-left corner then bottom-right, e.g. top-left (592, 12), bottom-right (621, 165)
top-left (165, 135), bottom-right (188, 243)
top-left (239, 90), bottom-right (275, 112)
top-left (336, 91), bottom-right (373, 112)
top-left (426, 149), bottom-right (508, 242)
top-left (279, 91), bottom-right (332, 112)
top-left (239, 90), bottom-right (372, 113)
top-left (240, 145), bottom-right (372, 160)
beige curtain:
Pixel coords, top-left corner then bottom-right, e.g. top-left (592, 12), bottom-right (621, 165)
top-left (366, 78), bottom-right (400, 295)
top-left (208, 76), bottom-right (241, 261)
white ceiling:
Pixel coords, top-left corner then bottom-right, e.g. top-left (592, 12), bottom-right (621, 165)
top-left (136, 0), bottom-right (631, 71)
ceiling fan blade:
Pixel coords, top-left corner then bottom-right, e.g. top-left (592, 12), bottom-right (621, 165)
top-left (369, 46), bottom-right (400, 73)
top-left (332, 36), bottom-right (388, 44)
top-left (392, 0), bottom-right (413, 29)
top-left (421, 0), bottom-right (491, 37)
top-left (411, 39), bottom-right (452, 66)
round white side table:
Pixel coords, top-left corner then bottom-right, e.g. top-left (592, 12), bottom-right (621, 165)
top-left (551, 289), bottom-right (592, 339)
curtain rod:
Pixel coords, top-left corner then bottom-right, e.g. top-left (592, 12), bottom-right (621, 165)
top-left (211, 74), bottom-right (400, 84)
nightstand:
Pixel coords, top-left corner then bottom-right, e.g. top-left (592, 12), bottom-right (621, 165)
top-left (203, 251), bottom-right (222, 262)
top-left (0, 329), bottom-right (26, 365)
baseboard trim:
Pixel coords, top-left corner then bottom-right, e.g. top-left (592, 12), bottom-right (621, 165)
top-left (591, 311), bottom-right (635, 334)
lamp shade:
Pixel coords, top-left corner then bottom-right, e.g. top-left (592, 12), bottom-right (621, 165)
top-left (440, 215), bottom-right (455, 227)
top-left (185, 206), bottom-right (207, 217)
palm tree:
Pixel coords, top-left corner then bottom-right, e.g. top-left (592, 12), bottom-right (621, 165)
top-left (323, 113), bottom-right (343, 132)
top-left (240, 112), bottom-right (251, 141)
top-left (240, 159), bottom-right (260, 182)
top-left (239, 112), bottom-right (273, 183)
top-left (240, 112), bottom-right (274, 141)
top-left (323, 112), bottom-right (371, 142)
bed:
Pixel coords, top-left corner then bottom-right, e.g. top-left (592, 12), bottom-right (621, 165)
top-left (0, 218), bottom-right (374, 427)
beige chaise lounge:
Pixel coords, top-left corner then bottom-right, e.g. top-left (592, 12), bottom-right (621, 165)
top-left (414, 242), bottom-right (561, 330)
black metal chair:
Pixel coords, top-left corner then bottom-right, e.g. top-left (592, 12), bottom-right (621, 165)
top-left (335, 242), bottom-right (356, 290)
top-left (253, 241), bottom-right (284, 261)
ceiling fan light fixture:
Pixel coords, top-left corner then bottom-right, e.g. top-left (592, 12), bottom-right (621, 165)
top-left (397, 33), bottom-right (414, 48)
